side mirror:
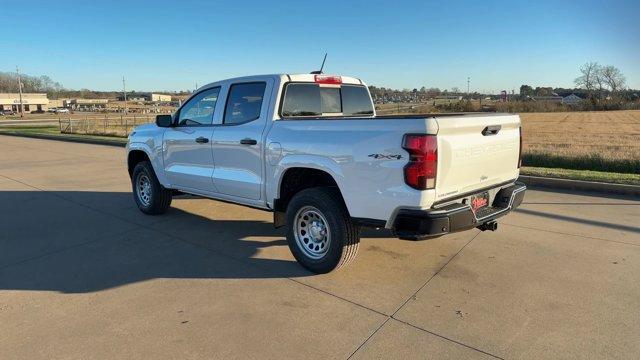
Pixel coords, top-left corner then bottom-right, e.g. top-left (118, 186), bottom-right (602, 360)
top-left (155, 114), bottom-right (173, 127)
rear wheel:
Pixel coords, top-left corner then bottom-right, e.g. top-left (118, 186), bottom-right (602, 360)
top-left (286, 187), bottom-right (360, 273)
top-left (132, 161), bottom-right (172, 215)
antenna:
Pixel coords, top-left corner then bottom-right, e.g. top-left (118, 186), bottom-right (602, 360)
top-left (310, 53), bottom-right (328, 74)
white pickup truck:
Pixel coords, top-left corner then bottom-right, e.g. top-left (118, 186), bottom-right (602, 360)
top-left (126, 74), bottom-right (525, 273)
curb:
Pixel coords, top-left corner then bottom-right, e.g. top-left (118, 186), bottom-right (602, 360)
top-left (0, 132), bottom-right (126, 148)
top-left (518, 175), bottom-right (640, 197)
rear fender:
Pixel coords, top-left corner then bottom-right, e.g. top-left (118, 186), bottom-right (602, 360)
top-left (269, 154), bottom-right (347, 207)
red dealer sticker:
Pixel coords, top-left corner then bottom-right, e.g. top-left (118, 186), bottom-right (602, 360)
top-left (470, 192), bottom-right (490, 214)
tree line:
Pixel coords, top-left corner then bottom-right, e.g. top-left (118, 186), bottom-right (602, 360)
top-left (0, 71), bottom-right (64, 94)
top-left (0, 71), bottom-right (191, 99)
top-left (574, 62), bottom-right (626, 99)
top-left (2, 66), bottom-right (636, 106)
top-left (520, 63), bottom-right (634, 101)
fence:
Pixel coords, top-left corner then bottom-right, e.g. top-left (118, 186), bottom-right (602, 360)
top-left (59, 114), bottom-right (155, 137)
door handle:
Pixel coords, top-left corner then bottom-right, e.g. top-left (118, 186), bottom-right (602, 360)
top-left (240, 138), bottom-right (257, 145)
top-left (195, 137), bottom-right (209, 144)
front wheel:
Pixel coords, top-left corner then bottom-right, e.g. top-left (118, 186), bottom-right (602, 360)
top-left (132, 161), bottom-right (172, 215)
top-left (286, 187), bottom-right (360, 273)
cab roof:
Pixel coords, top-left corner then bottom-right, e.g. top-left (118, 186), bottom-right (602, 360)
top-left (198, 74), bottom-right (365, 91)
top-left (285, 74), bottom-right (363, 85)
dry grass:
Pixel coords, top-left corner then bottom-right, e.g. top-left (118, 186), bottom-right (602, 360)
top-left (520, 110), bottom-right (640, 173)
top-left (4, 109), bottom-right (639, 173)
top-left (58, 116), bottom-right (152, 137)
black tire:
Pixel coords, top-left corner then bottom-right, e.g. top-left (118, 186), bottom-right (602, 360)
top-left (131, 161), bottom-right (172, 215)
top-left (285, 187), bottom-right (360, 273)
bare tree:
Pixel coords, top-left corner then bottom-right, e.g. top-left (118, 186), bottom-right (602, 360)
top-left (594, 66), bottom-right (605, 97)
top-left (575, 62), bottom-right (601, 98)
top-left (600, 65), bottom-right (626, 93)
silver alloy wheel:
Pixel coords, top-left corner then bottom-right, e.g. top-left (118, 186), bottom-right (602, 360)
top-left (294, 206), bottom-right (331, 260)
top-left (136, 173), bottom-right (152, 207)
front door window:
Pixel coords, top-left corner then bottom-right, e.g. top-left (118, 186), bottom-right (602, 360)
top-left (177, 88), bottom-right (220, 126)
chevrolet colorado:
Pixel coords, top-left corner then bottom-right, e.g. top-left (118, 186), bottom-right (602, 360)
top-left (126, 74), bottom-right (526, 273)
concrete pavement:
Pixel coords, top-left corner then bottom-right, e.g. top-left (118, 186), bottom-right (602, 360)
top-left (1, 135), bottom-right (639, 359)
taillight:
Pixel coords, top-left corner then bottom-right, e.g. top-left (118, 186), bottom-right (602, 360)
top-left (314, 75), bottom-right (342, 84)
top-left (518, 126), bottom-right (522, 168)
top-left (402, 134), bottom-right (437, 190)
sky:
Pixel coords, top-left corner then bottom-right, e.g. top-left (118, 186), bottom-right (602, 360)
top-left (2, 0), bottom-right (639, 93)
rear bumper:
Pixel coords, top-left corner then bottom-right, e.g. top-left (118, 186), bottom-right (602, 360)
top-left (393, 182), bottom-right (526, 240)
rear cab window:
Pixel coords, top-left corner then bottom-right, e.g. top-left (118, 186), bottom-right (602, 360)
top-left (281, 82), bottom-right (373, 118)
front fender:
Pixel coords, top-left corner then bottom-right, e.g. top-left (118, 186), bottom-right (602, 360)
top-left (127, 140), bottom-right (168, 187)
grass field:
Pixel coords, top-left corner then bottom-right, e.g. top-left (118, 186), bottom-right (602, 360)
top-left (0, 125), bottom-right (127, 145)
top-left (520, 110), bottom-right (640, 173)
top-left (375, 108), bottom-right (640, 173)
top-left (2, 109), bottom-right (639, 176)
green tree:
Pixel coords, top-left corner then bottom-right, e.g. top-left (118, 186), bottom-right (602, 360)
top-left (519, 85), bottom-right (533, 96)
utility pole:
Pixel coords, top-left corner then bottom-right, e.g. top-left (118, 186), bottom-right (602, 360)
top-left (467, 77), bottom-right (470, 100)
top-left (16, 66), bottom-right (24, 118)
top-left (122, 76), bottom-right (128, 114)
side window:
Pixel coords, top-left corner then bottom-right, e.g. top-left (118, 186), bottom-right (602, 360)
top-left (177, 87), bottom-right (220, 126)
top-left (224, 82), bottom-right (266, 125)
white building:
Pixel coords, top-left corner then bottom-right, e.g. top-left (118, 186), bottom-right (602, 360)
top-left (0, 93), bottom-right (49, 113)
top-left (150, 93), bottom-right (172, 102)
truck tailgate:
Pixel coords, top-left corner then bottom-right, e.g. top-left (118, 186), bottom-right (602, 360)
top-left (435, 114), bottom-right (520, 201)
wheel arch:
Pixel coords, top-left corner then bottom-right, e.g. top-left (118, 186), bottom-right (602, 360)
top-left (127, 149), bottom-right (150, 177)
top-left (272, 166), bottom-right (349, 228)
top-left (127, 142), bottom-right (169, 187)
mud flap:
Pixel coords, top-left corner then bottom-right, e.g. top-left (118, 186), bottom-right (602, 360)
top-left (274, 211), bottom-right (286, 228)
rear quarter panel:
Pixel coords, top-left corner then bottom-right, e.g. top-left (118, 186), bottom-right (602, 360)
top-left (266, 118), bottom-right (438, 222)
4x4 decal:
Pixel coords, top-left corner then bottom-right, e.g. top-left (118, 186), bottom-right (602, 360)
top-left (368, 154), bottom-right (403, 160)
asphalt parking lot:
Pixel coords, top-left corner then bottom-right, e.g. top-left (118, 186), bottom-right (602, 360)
top-left (1, 136), bottom-right (639, 359)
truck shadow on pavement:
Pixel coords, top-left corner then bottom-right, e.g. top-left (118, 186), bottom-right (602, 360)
top-left (0, 190), bottom-right (392, 293)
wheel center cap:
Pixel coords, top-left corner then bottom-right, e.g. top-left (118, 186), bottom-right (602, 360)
top-left (309, 222), bottom-right (324, 241)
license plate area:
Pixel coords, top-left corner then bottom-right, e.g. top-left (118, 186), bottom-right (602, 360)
top-left (470, 191), bottom-right (490, 214)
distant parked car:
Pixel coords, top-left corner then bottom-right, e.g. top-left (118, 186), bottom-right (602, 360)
top-left (2, 110), bottom-right (16, 116)
top-left (47, 108), bottom-right (58, 113)
top-left (55, 108), bottom-right (70, 114)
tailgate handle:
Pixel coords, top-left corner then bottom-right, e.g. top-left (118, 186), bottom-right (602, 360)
top-left (482, 125), bottom-right (501, 136)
